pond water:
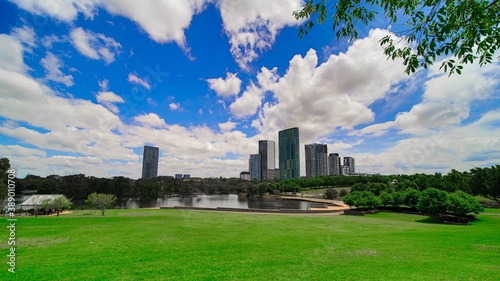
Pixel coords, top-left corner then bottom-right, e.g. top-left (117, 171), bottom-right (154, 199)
top-left (11, 194), bottom-right (324, 210)
top-left (116, 194), bottom-right (321, 210)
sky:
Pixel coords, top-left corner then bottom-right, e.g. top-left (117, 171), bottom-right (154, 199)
top-left (0, 0), bottom-right (499, 179)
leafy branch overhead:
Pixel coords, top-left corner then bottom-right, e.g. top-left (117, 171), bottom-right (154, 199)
top-left (293, 0), bottom-right (500, 75)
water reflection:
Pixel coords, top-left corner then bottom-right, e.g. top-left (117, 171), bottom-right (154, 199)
top-left (12, 194), bottom-right (323, 210)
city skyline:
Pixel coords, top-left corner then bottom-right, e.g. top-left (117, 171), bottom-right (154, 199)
top-left (1, 1), bottom-right (499, 179)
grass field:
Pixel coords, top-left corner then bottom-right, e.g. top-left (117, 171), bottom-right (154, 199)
top-left (1, 208), bottom-right (499, 280)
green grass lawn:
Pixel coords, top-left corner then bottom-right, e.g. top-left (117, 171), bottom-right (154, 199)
top-left (1, 208), bottom-right (499, 280)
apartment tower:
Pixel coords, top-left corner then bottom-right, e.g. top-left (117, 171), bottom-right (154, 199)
top-left (279, 127), bottom-right (300, 179)
top-left (305, 143), bottom-right (328, 177)
top-left (142, 146), bottom-right (159, 179)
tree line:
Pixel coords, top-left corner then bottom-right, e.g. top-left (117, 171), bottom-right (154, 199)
top-left (1, 157), bottom-right (498, 206)
top-left (343, 188), bottom-right (484, 222)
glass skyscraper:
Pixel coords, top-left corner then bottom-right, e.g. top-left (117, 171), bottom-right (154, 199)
top-left (305, 143), bottom-right (328, 177)
top-left (249, 154), bottom-right (261, 181)
top-left (142, 146), bottom-right (159, 179)
top-left (279, 127), bottom-right (300, 179)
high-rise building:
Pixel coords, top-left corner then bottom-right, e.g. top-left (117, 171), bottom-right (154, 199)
top-left (328, 153), bottom-right (342, 176)
top-left (305, 143), bottom-right (328, 177)
top-left (240, 171), bottom-right (251, 181)
top-left (142, 146), bottom-right (159, 179)
top-left (249, 154), bottom-right (261, 181)
top-left (343, 156), bottom-right (356, 175)
top-left (279, 127), bottom-right (300, 179)
top-left (259, 140), bottom-right (275, 181)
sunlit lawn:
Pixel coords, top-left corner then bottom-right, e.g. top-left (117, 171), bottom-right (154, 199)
top-left (1, 208), bottom-right (499, 280)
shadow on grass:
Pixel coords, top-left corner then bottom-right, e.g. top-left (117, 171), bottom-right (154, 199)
top-left (415, 216), bottom-right (441, 224)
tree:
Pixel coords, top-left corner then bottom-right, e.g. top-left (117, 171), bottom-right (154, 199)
top-left (339, 189), bottom-right (348, 197)
top-left (41, 196), bottom-right (72, 216)
top-left (343, 191), bottom-right (379, 209)
top-left (446, 191), bottom-right (483, 221)
top-left (417, 188), bottom-right (448, 216)
top-left (294, 0), bottom-right (500, 75)
top-left (258, 182), bottom-right (269, 197)
top-left (86, 193), bottom-right (116, 216)
top-left (324, 188), bottom-right (339, 199)
top-left (52, 196), bottom-right (72, 216)
top-left (392, 191), bottom-right (404, 210)
top-left (470, 165), bottom-right (500, 205)
top-left (379, 191), bottom-right (393, 208)
top-left (403, 188), bottom-right (421, 209)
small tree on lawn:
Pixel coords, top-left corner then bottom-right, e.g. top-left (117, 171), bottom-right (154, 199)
top-left (52, 196), bottom-right (72, 216)
top-left (86, 193), bottom-right (117, 216)
top-left (324, 188), bottom-right (339, 200)
top-left (339, 189), bottom-right (348, 198)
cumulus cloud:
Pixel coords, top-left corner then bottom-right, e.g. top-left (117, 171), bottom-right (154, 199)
top-left (245, 29), bottom-right (408, 143)
top-left (70, 27), bottom-right (122, 64)
top-left (127, 73), bottom-right (151, 90)
top-left (99, 0), bottom-right (210, 48)
top-left (218, 121), bottom-right (237, 132)
top-left (394, 62), bottom-right (500, 135)
top-left (217, 0), bottom-right (304, 70)
top-left (0, 68), bottom-right (134, 163)
top-left (207, 72), bottom-right (241, 97)
top-left (0, 34), bottom-right (27, 73)
top-left (40, 52), bottom-right (74, 86)
top-left (134, 113), bottom-right (167, 128)
top-left (229, 82), bottom-right (264, 118)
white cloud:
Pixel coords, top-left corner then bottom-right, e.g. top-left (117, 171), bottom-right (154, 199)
top-left (217, 0), bottom-right (304, 70)
top-left (40, 52), bottom-right (74, 86)
top-left (134, 113), bottom-right (167, 128)
top-left (96, 91), bottom-right (124, 114)
top-left (246, 29), bottom-right (409, 143)
top-left (353, 109), bottom-right (500, 175)
top-left (9, 0), bottom-right (97, 22)
top-left (394, 62), bottom-right (500, 135)
top-left (127, 73), bottom-right (151, 90)
top-left (0, 34), bottom-right (27, 73)
top-left (0, 68), bottom-right (134, 163)
top-left (218, 121), bottom-right (237, 132)
top-left (351, 121), bottom-right (395, 137)
top-left (207, 72), bottom-right (241, 97)
top-left (11, 26), bottom-right (36, 50)
top-left (169, 102), bottom-right (182, 111)
top-left (70, 27), bottom-right (122, 64)
top-left (98, 79), bottom-right (109, 90)
top-left (229, 82), bottom-right (263, 118)
top-left (99, 0), bottom-right (210, 48)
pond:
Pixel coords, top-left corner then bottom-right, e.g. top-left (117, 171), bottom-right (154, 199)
top-left (11, 194), bottom-right (324, 210)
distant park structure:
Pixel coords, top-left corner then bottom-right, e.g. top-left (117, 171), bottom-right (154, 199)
top-left (21, 194), bottom-right (71, 216)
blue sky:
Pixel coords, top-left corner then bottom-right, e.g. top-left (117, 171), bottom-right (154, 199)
top-left (0, 0), bottom-right (499, 179)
